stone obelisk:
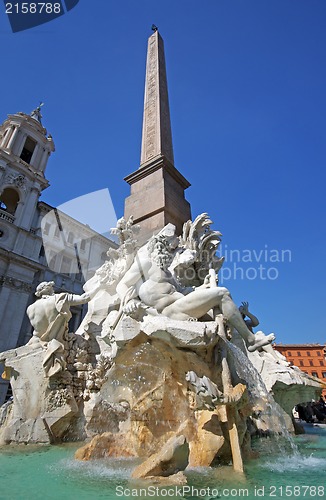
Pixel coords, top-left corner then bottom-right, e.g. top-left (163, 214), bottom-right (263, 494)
top-left (124, 29), bottom-right (191, 243)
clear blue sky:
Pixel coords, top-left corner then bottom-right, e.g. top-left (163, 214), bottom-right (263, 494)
top-left (0, 1), bottom-right (325, 344)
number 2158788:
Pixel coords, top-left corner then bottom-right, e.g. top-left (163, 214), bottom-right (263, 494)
top-left (5, 3), bottom-right (62, 14)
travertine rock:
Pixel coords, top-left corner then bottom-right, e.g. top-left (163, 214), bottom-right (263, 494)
top-left (0, 343), bottom-right (79, 444)
top-left (140, 471), bottom-right (187, 486)
top-left (141, 316), bottom-right (219, 351)
top-left (131, 434), bottom-right (189, 479)
top-left (248, 349), bottom-right (323, 415)
top-left (1, 215), bottom-right (324, 480)
top-left (189, 410), bottom-right (225, 466)
top-left (97, 336), bottom-right (208, 457)
top-left (75, 431), bottom-right (137, 460)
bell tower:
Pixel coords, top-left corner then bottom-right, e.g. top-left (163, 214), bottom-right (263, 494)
top-left (0, 105), bottom-right (54, 231)
top-left (0, 106), bottom-right (55, 382)
top-left (124, 29), bottom-right (191, 244)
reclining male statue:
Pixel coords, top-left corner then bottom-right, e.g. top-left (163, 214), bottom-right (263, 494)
top-left (116, 231), bottom-right (275, 352)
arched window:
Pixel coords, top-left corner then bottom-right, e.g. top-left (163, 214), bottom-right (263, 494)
top-left (20, 136), bottom-right (36, 164)
top-left (0, 187), bottom-right (20, 214)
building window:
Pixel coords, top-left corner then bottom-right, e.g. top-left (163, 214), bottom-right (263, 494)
top-left (80, 239), bottom-right (86, 251)
top-left (297, 352), bottom-right (301, 357)
top-left (61, 256), bottom-right (72, 275)
top-left (317, 351), bottom-right (321, 356)
top-left (311, 372), bottom-right (318, 378)
top-left (43, 222), bottom-right (51, 235)
top-left (54, 226), bottom-right (60, 238)
top-left (309, 360), bottom-right (313, 366)
top-left (299, 360), bottom-right (304, 367)
top-left (287, 352), bottom-right (292, 356)
top-left (0, 187), bottom-right (19, 215)
top-left (68, 231), bottom-right (74, 244)
top-left (322, 372), bottom-right (326, 378)
top-left (20, 136), bottom-right (36, 164)
top-left (307, 351), bottom-right (311, 357)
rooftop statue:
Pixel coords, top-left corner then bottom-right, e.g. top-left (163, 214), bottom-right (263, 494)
top-left (30, 101), bottom-right (44, 123)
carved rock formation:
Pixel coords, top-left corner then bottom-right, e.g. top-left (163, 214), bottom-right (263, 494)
top-left (0, 215), bottom-right (323, 478)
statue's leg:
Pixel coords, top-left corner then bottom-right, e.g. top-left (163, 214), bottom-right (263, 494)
top-left (247, 331), bottom-right (276, 353)
top-left (163, 288), bottom-right (275, 351)
top-left (261, 342), bottom-right (281, 360)
top-left (220, 294), bottom-right (275, 351)
top-left (162, 288), bottom-right (227, 320)
top-left (247, 334), bottom-right (276, 352)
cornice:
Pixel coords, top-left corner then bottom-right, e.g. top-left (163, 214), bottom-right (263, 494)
top-left (0, 274), bottom-right (33, 293)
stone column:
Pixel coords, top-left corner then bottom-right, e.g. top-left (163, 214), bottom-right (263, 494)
top-left (18, 187), bottom-right (39, 230)
top-left (39, 149), bottom-right (49, 172)
top-left (1, 127), bottom-right (12, 148)
top-left (6, 126), bottom-right (19, 151)
top-left (14, 132), bottom-right (27, 157)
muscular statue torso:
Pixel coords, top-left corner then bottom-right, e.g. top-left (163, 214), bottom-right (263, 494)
top-left (138, 264), bottom-right (184, 312)
top-left (27, 296), bottom-right (63, 337)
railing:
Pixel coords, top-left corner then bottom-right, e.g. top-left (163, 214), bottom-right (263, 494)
top-left (0, 209), bottom-right (15, 223)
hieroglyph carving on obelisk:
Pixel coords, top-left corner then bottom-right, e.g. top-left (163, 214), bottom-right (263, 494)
top-left (140, 30), bottom-right (174, 167)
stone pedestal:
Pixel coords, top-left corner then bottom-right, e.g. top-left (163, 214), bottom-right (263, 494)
top-left (124, 157), bottom-right (191, 243)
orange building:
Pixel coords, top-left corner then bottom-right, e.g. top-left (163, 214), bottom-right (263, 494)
top-left (274, 343), bottom-right (326, 397)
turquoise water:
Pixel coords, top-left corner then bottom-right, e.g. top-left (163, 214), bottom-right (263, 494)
top-left (1, 425), bottom-right (325, 500)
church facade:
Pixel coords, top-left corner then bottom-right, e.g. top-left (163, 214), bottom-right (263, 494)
top-left (0, 107), bottom-right (115, 404)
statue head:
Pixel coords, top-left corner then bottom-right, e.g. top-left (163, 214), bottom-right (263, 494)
top-left (35, 281), bottom-right (55, 298)
top-left (147, 234), bottom-right (176, 270)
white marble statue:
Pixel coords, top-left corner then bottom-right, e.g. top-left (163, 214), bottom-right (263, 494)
top-left (239, 301), bottom-right (289, 364)
top-left (0, 213), bottom-right (323, 453)
top-left (75, 216), bottom-right (140, 338)
top-left (27, 281), bottom-right (101, 377)
top-left (116, 228), bottom-right (275, 352)
top-left (186, 370), bottom-right (223, 409)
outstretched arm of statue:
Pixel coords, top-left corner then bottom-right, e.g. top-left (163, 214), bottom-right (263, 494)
top-left (69, 281), bottom-right (104, 305)
top-left (239, 301), bottom-right (259, 328)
